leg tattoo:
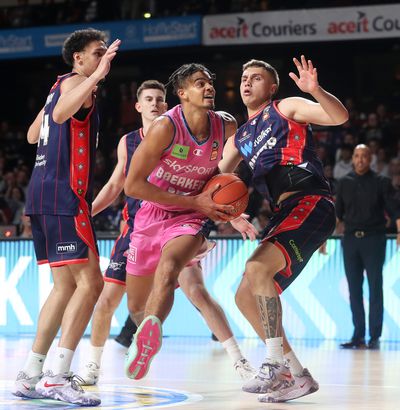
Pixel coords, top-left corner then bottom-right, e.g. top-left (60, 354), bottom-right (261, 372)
top-left (256, 295), bottom-right (282, 339)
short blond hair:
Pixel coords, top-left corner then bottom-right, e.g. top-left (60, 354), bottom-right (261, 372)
top-left (242, 59), bottom-right (280, 95)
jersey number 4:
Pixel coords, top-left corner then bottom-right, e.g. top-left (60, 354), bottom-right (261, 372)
top-left (38, 114), bottom-right (50, 147)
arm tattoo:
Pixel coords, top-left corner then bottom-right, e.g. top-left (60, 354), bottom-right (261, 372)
top-left (256, 295), bottom-right (283, 339)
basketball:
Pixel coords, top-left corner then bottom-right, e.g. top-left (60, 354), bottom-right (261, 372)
top-left (203, 173), bottom-right (249, 218)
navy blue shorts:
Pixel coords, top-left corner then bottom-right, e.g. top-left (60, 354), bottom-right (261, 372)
top-left (30, 212), bottom-right (98, 268)
top-left (104, 222), bottom-right (133, 285)
top-left (261, 192), bottom-right (335, 293)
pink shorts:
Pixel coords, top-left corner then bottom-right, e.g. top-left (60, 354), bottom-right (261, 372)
top-left (126, 202), bottom-right (214, 277)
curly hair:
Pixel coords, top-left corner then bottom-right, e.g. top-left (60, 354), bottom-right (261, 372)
top-left (62, 28), bottom-right (107, 67)
top-left (167, 63), bottom-right (215, 95)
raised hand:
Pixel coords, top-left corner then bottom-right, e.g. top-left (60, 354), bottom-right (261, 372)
top-left (289, 55), bottom-right (319, 94)
top-left (94, 39), bottom-right (121, 81)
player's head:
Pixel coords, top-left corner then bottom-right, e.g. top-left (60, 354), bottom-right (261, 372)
top-left (135, 80), bottom-right (167, 123)
top-left (352, 144), bottom-right (371, 175)
top-left (168, 63), bottom-right (216, 110)
top-left (62, 28), bottom-right (107, 75)
top-left (240, 59), bottom-right (279, 109)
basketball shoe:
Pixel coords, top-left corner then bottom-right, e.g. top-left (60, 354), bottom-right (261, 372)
top-left (12, 371), bottom-right (44, 399)
top-left (125, 315), bottom-right (162, 380)
top-left (234, 358), bottom-right (257, 380)
top-left (258, 368), bottom-right (319, 402)
top-left (242, 361), bottom-right (294, 393)
top-left (80, 362), bottom-right (100, 386)
top-left (35, 370), bottom-right (100, 406)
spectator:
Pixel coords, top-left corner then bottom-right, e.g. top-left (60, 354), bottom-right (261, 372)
top-left (333, 144), bottom-right (353, 180)
top-left (336, 144), bottom-right (400, 350)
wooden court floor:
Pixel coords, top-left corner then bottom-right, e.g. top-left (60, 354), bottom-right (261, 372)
top-left (1, 335), bottom-right (399, 409)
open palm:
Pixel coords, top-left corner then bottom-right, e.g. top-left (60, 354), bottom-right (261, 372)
top-left (289, 55), bottom-right (319, 94)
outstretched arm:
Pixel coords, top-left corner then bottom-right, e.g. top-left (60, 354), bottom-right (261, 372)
top-left (278, 55), bottom-right (349, 126)
top-left (92, 136), bottom-right (127, 216)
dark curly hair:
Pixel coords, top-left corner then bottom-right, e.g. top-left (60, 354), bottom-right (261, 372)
top-left (167, 63), bottom-right (215, 95)
top-left (62, 28), bottom-right (107, 67)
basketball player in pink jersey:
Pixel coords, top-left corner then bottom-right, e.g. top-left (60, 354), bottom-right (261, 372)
top-left (123, 64), bottom-right (257, 381)
top-left (80, 79), bottom-right (255, 385)
top-left (12, 29), bottom-right (120, 406)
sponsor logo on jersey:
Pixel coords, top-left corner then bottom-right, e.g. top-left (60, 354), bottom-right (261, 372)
top-left (193, 148), bottom-right (203, 157)
top-left (162, 159), bottom-right (215, 175)
top-left (263, 106), bottom-right (270, 121)
top-left (238, 130), bottom-right (251, 143)
top-left (251, 118), bottom-right (257, 125)
top-left (56, 242), bottom-right (77, 254)
top-left (254, 126), bottom-right (272, 147)
top-left (210, 140), bottom-right (219, 161)
top-left (240, 141), bottom-right (252, 157)
top-left (289, 239), bottom-right (304, 262)
top-left (109, 260), bottom-right (126, 271)
top-left (171, 144), bottom-right (189, 160)
top-left (128, 244), bottom-right (137, 263)
top-left (248, 136), bottom-right (278, 169)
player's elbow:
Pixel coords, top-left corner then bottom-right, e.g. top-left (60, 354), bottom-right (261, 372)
top-left (335, 109), bottom-right (349, 125)
top-left (124, 179), bottom-right (139, 198)
top-left (26, 133), bottom-right (38, 144)
top-left (52, 108), bottom-right (66, 124)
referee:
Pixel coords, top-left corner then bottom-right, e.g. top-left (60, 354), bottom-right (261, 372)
top-left (336, 144), bottom-right (400, 350)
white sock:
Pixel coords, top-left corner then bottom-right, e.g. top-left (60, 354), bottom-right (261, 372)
top-left (265, 337), bottom-right (284, 364)
top-left (284, 350), bottom-right (304, 375)
top-left (88, 344), bottom-right (104, 367)
top-left (221, 337), bottom-right (243, 364)
top-left (51, 347), bottom-right (74, 375)
top-left (23, 350), bottom-right (46, 378)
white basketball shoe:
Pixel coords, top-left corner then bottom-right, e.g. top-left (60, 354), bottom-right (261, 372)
top-left (242, 361), bottom-right (294, 394)
top-left (234, 358), bottom-right (257, 380)
top-left (80, 362), bottom-right (100, 386)
top-left (12, 371), bottom-right (44, 399)
top-left (35, 370), bottom-right (100, 406)
top-left (258, 368), bottom-right (319, 402)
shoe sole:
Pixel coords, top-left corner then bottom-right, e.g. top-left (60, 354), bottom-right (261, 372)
top-left (258, 382), bottom-right (319, 403)
top-left (12, 389), bottom-right (45, 399)
top-left (125, 315), bottom-right (162, 380)
top-left (35, 386), bottom-right (100, 406)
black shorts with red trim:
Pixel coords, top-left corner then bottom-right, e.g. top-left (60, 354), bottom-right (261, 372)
top-left (261, 191), bottom-right (335, 293)
top-left (30, 213), bottom-right (98, 268)
top-left (104, 222), bottom-right (133, 285)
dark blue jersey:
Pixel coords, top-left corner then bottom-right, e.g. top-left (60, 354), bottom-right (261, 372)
top-left (121, 128), bottom-right (143, 228)
top-left (235, 100), bottom-right (329, 201)
top-left (25, 73), bottom-right (99, 216)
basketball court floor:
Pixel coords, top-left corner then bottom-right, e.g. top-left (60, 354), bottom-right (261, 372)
top-left (1, 335), bottom-right (399, 409)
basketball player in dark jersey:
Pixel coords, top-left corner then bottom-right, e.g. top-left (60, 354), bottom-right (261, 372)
top-left (218, 56), bottom-right (348, 403)
top-left (12, 29), bottom-right (120, 406)
top-left (80, 79), bottom-right (256, 385)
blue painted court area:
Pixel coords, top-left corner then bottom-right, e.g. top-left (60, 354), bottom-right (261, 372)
top-left (0, 381), bottom-right (202, 409)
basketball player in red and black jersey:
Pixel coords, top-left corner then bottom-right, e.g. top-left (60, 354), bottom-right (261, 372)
top-left (218, 56), bottom-right (348, 402)
top-left (12, 29), bottom-right (120, 406)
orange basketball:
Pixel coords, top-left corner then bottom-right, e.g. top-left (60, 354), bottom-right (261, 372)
top-left (203, 173), bottom-right (249, 218)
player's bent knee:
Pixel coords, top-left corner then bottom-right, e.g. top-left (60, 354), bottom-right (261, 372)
top-left (245, 260), bottom-right (275, 283)
top-left (156, 260), bottom-right (181, 288)
top-left (187, 284), bottom-right (209, 308)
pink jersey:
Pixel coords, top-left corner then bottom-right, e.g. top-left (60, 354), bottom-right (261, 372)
top-left (147, 104), bottom-right (225, 211)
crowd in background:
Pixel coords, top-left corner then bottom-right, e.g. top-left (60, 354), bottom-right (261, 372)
top-left (2, 0), bottom-right (398, 29)
top-left (1, 0), bottom-right (399, 238)
top-left (1, 84), bottom-right (400, 238)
